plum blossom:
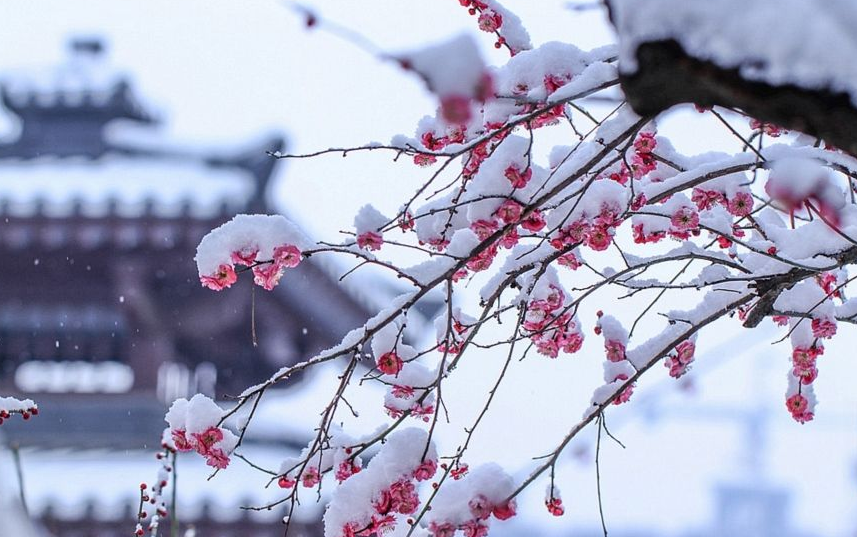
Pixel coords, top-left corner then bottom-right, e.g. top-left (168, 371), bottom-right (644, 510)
top-left (200, 264), bottom-right (237, 291)
top-left (377, 351), bottom-right (404, 376)
top-left (164, 395), bottom-right (237, 469)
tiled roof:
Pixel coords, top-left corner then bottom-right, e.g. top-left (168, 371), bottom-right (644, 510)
top-left (0, 37), bottom-right (282, 219)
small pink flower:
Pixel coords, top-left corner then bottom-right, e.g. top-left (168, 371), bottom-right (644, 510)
top-left (441, 94), bottom-right (472, 124)
top-left (421, 131), bottom-right (447, 151)
top-left (377, 351), bottom-right (404, 376)
top-left (171, 429), bottom-right (193, 452)
top-left (301, 466), bottom-right (320, 488)
top-left (595, 207), bottom-right (622, 228)
top-left (356, 231), bottom-right (384, 251)
top-left (335, 459), bottom-right (361, 482)
top-left (749, 118), bottom-right (784, 137)
top-left (384, 404), bottom-right (404, 419)
top-left (786, 393), bottom-right (807, 414)
top-left (414, 154), bottom-right (438, 167)
top-left (428, 522), bottom-right (457, 537)
top-left (499, 228), bottom-right (519, 249)
top-left (560, 331), bottom-right (584, 354)
top-left (631, 193), bottom-right (648, 211)
top-left (634, 132), bottom-right (656, 154)
top-left (665, 355), bottom-right (691, 379)
top-left (388, 480), bottom-right (420, 514)
top-left (727, 191), bottom-right (754, 217)
top-left (786, 393), bottom-right (813, 423)
top-left (557, 252), bottom-right (581, 270)
top-left (504, 165), bottom-right (532, 189)
top-left (492, 499), bottom-right (517, 520)
top-left (192, 426), bottom-right (224, 456)
top-left (605, 340), bottom-right (626, 362)
top-left (200, 264), bottom-right (238, 291)
top-left (367, 515), bottom-right (396, 535)
top-left (410, 403), bottom-right (435, 422)
top-left (544, 73), bottom-right (570, 94)
top-left (413, 459), bottom-right (438, 481)
top-left (391, 385), bottom-right (414, 399)
top-left (817, 272), bottom-right (841, 297)
top-left (230, 248), bottom-right (258, 266)
top-left (520, 210), bottom-right (546, 232)
top-left (399, 212), bottom-right (415, 231)
top-left (477, 9), bottom-right (502, 32)
top-left (545, 497), bottom-right (565, 516)
top-left (671, 207), bottom-right (699, 231)
top-left (791, 347), bottom-right (818, 370)
top-left (469, 494), bottom-right (492, 520)
top-left (204, 447), bottom-right (230, 469)
top-left (772, 315), bottom-right (789, 326)
top-left (252, 263), bottom-right (284, 291)
top-left (631, 152), bottom-right (657, 177)
top-left (675, 340), bottom-right (695, 365)
top-left (461, 520), bottom-right (489, 537)
top-left (273, 244), bottom-right (302, 268)
top-left (466, 243), bottom-right (499, 272)
top-left (450, 464), bottom-right (469, 480)
top-left (608, 165), bottom-right (631, 185)
top-left (470, 219), bottom-right (499, 240)
top-left (691, 188), bottom-right (724, 211)
top-left (811, 317), bottom-right (837, 339)
top-left (612, 374), bottom-right (634, 405)
top-left (632, 222), bottom-right (664, 244)
top-left (794, 366), bottom-right (818, 385)
top-left (427, 237), bottom-right (450, 251)
top-left (495, 199), bottom-right (523, 224)
top-left (585, 225), bottom-right (611, 251)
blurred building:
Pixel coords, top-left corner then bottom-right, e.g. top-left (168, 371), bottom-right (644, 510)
top-left (0, 37), bottom-right (375, 536)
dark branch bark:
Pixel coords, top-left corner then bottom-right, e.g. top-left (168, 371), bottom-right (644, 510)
top-left (617, 38), bottom-right (857, 158)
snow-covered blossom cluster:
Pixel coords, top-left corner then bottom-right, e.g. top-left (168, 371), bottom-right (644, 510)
top-left (195, 214), bottom-right (310, 291)
top-left (0, 396), bottom-right (38, 425)
top-left (164, 394), bottom-right (238, 469)
top-left (134, 447), bottom-right (176, 536)
top-left (322, 428), bottom-right (438, 537)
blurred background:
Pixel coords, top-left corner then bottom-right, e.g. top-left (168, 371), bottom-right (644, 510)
top-left (0, 1), bottom-right (854, 536)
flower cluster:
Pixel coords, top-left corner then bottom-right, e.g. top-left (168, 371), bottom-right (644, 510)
top-left (135, 444), bottom-right (175, 536)
top-left (630, 130), bottom-right (657, 178)
top-left (595, 313), bottom-right (635, 405)
top-left (436, 307), bottom-right (476, 355)
top-left (326, 429), bottom-right (437, 537)
top-left (277, 428), bottom-right (366, 494)
top-left (383, 362), bottom-right (437, 423)
top-left (354, 204), bottom-right (389, 252)
top-left (165, 394), bottom-right (238, 469)
top-left (424, 463), bottom-right (517, 537)
top-left (457, 0), bottom-right (517, 52)
top-left (691, 188), bottom-right (754, 217)
top-left (341, 474), bottom-right (426, 537)
top-left (196, 214), bottom-right (308, 291)
top-left (664, 338), bottom-right (696, 379)
top-left (544, 485), bottom-right (565, 517)
top-left (749, 118), bottom-right (785, 137)
top-left (0, 397), bottom-right (38, 425)
top-left (550, 203), bottom-right (622, 253)
top-left (523, 282), bottom-right (584, 358)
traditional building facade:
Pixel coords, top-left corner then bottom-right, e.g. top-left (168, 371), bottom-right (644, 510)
top-left (0, 38), bottom-right (374, 536)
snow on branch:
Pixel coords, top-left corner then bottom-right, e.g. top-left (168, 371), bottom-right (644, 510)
top-left (608, 0), bottom-right (857, 156)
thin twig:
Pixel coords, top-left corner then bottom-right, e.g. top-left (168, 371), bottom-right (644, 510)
top-left (10, 443), bottom-right (28, 517)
